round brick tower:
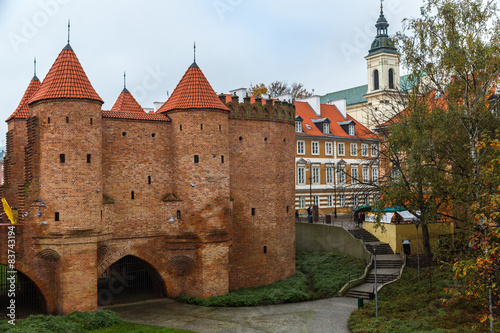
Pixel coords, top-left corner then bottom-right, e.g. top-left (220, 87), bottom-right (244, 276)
top-left (27, 43), bottom-right (104, 313)
top-left (157, 61), bottom-right (232, 297)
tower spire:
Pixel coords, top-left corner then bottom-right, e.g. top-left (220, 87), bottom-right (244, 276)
top-left (194, 42), bottom-right (196, 63)
top-left (68, 19), bottom-right (70, 44)
top-left (34, 57), bottom-right (37, 77)
top-left (123, 71), bottom-right (129, 92)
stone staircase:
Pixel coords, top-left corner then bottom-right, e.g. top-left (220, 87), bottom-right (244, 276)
top-left (344, 228), bottom-right (404, 300)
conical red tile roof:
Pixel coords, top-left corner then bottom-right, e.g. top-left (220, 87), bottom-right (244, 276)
top-left (110, 88), bottom-right (145, 113)
top-left (157, 62), bottom-right (229, 113)
top-left (29, 44), bottom-right (103, 104)
top-left (7, 76), bottom-right (42, 122)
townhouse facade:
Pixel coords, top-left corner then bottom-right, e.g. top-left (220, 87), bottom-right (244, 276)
top-left (294, 98), bottom-right (379, 215)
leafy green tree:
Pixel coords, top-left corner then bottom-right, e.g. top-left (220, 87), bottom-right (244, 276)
top-left (375, 0), bottom-right (500, 257)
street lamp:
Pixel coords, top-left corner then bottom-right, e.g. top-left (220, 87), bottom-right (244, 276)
top-left (306, 159), bottom-right (313, 222)
top-left (373, 243), bottom-right (379, 319)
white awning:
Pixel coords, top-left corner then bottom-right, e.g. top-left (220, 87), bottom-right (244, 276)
top-left (365, 212), bottom-right (394, 223)
top-left (396, 211), bottom-right (419, 221)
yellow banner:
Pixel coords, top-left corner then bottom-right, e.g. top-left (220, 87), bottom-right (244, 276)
top-left (2, 198), bottom-right (17, 225)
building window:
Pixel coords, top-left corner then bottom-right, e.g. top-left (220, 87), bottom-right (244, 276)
top-left (364, 194), bottom-right (370, 205)
top-left (392, 166), bottom-right (400, 180)
top-left (297, 141), bottom-right (305, 155)
top-left (252, 208), bottom-right (256, 216)
top-left (338, 165), bottom-right (346, 184)
top-left (372, 167), bottom-right (379, 184)
top-left (131, 191), bottom-right (135, 200)
top-left (312, 166), bottom-right (320, 184)
top-left (122, 132), bottom-right (127, 137)
top-left (349, 124), bottom-right (355, 136)
top-left (313, 195), bottom-right (319, 206)
top-left (180, 125), bottom-right (182, 131)
top-left (340, 194), bottom-right (345, 207)
top-left (363, 166), bottom-right (369, 183)
top-left (353, 194), bottom-right (358, 207)
top-left (327, 195), bottom-right (334, 207)
top-left (371, 144), bottom-right (378, 157)
top-left (326, 166), bottom-right (334, 184)
top-left (323, 123), bottom-right (330, 134)
top-left (374, 69), bottom-right (379, 90)
top-left (60, 154), bottom-right (65, 163)
top-left (351, 143), bottom-right (358, 156)
top-left (221, 155), bottom-right (225, 163)
top-left (361, 144), bottom-right (368, 157)
top-left (299, 196), bottom-right (305, 209)
top-left (48, 117), bottom-right (51, 124)
top-left (373, 193), bottom-right (380, 202)
top-left (295, 121), bottom-right (302, 132)
top-left (351, 165), bottom-right (358, 184)
top-left (177, 210), bottom-right (181, 219)
top-left (311, 141), bottom-right (319, 155)
top-left (338, 143), bottom-right (345, 156)
top-left (55, 212), bottom-right (60, 221)
top-left (298, 167), bottom-right (306, 185)
top-left (148, 176), bottom-right (152, 184)
top-left (90, 118), bottom-right (93, 125)
top-left (87, 154), bottom-right (91, 164)
top-left (200, 124), bottom-right (203, 130)
top-left (325, 142), bottom-right (333, 156)
top-left (389, 68), bottom-right (394, 89)
top-left (219, 125), bottom-right (222, 131)
top-left (66, 116), bottom-right (69, 123)
top-left (263, 246), bottom-right (267, 254)
top-left (194, 155), bottom-right (199, 163)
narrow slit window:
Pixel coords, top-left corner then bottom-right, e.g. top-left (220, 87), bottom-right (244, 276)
top-left (87, 154), bottom-right (91, 164)
top-left (180, 125), bottom-right (182, 131)
top-left (194, 155), bottom-right (199, 163)
top-left (177, 210), bottom-right (181, 219)
top-left (122, 132), bottom-right (127, 137)
top-left (55, 212), bottom-right (60, 221)
top-left (221, 155), bottom-right (224, 163)
top-left (131, 191), bottom-right (135, 200)
top-left (90, 118), bottom-right (93, 125)
top-left (200, 124), bottom-right (203, 130)
top-left (219, 125), bottom-right (222, 131)
top-left (148, 176), bottom-right (152, 184)
top-left (48, 117), bottom-right (51, 124)
top-left (263, 246), bottom-right (267, 254)
top-left (252, 208), bottom-right (256, 216)
top-left (66, 116), bottom-right (69, 123)
top-left (60, 154), bottom-right (65, 163)
top-left (287, 206), bottom-right (289, 213)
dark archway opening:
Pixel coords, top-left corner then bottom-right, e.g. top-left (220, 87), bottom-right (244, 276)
top-left (0, 264), bottom-right (47, 318)
top-left (98, 255), bottom-right (166, 306)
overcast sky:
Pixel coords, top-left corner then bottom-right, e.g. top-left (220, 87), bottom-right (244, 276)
top-left (0, 0), bottom-right (424, 140)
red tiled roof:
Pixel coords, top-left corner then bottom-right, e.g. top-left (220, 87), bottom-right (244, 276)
top-left (7, 76), bottom-right (41, 122)
top-left (110, 89), bottom-right (145, 113)
top-left (29, 44), bottom-right (103, 104)
top-left (294, 101), bottom-right (377, 140)
top-left (102, 111), bottom-right (170, 122)
top-left (157, 62), bottom-right (229, 113)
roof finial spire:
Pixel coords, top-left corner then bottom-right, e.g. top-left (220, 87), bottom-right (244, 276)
top-left (380, 0), bottom-right (384, 13)
top-left (124, 71), bottom-right (126, 89)
top-left (68, 19), bottom-right (70, 43)
top-left (194, 41), bottom-right (196, 62)
top-left (34, 57), bottom-right (37, 77)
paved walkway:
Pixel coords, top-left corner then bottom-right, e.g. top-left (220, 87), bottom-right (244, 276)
top-left (107, 297), bottom-right (359, 333)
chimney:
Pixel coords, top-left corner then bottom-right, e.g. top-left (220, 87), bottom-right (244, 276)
top-left (327, 99), bottom-right (347, 119)
top-left (297, 95), bottom-right (321, 116)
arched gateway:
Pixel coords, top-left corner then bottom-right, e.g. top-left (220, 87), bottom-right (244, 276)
top-left (97, 256), bottom-right (166, 306)
top-left (0, 264), bottom-right (46, 318)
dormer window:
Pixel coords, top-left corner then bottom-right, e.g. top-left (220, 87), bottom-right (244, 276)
top-left (349, 124), bottom-right (355, 136)
top-left (323, 123), bottom-right (330, 134)
top-left (295, 120), bottom-right (302, 132)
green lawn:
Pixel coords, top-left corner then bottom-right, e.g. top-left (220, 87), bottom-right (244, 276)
top-left (179, 251), bottom-right (366, 307)
top-left (348, 266), bottom-right (494, 333)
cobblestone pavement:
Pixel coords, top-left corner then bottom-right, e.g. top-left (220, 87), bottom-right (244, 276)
top-left (107, 296), bottom-right (358, 333)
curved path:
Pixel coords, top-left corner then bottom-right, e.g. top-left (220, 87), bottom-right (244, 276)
top-left (107, 297), bottom-right (358, 333)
